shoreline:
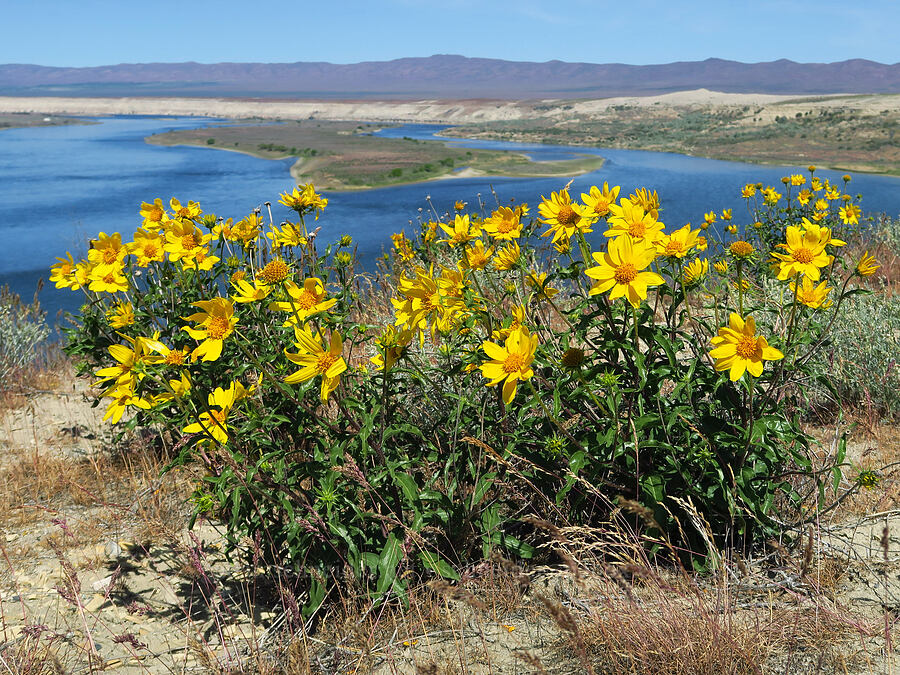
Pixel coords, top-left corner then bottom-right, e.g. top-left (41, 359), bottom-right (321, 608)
top-left (147, 125), bottom-right (606, 191)
top-left (3, 91), bottom-right (898, 178)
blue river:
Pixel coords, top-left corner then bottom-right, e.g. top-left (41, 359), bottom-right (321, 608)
top-left (1, 116), bottom-right (899, 320)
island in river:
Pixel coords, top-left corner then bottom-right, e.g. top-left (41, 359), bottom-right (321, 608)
top-left (145, 121), bottom-right (605, 191)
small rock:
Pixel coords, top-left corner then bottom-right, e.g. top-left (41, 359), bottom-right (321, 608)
top-left (92, 576), bottom-right (114, 593)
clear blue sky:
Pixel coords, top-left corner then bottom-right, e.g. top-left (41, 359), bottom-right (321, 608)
top-left (3, 0), bottom-right (897, 67)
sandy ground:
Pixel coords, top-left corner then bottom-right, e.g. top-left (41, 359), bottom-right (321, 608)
top-left (0, 90), bottom-right (849, 125)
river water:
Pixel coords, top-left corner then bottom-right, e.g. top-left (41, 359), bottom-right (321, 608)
top-left (2, 116), bottom-right (899, 320)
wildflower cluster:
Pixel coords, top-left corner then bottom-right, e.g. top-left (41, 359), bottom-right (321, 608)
top-left (59, 173), bottom-right (879, 609)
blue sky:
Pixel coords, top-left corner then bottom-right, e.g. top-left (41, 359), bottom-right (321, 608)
top-left (3, 0), bottom-right (897, 66)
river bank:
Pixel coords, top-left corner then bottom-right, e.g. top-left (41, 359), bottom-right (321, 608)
top-left (146, 120), bottom-right (604, 190)
top-left (4, 91), bottom-right (898, 176)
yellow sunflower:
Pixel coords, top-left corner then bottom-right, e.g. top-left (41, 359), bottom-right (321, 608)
top-left (284, 327), bottom-right (347, 403)
top-left (480, 326), bottom-right (538, 405)
top-left (538, 190), bottom-right (596, 243)
top-left (584, 236), bottom-right (664, 308)
top-left (709, 313), bottom-right (783, 381)
top-left (183, 298), bottom-right (237, 362)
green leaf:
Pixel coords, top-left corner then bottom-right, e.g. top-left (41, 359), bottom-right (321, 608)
top-left (376, 533), bottom-right (403, 596)
top-left (420, 551), bottom-right (460, 580)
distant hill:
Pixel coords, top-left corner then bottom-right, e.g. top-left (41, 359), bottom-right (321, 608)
top-left (1, 56), bottom-right (899, 99)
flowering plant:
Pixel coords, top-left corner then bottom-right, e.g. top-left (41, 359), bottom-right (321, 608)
top-left (57, 171), bottom-right (878, 609)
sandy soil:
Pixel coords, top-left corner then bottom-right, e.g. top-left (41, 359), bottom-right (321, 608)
top-left (0, 90), bottom-right (863, 125)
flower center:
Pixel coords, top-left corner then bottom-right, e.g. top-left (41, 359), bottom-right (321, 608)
top-left (503, 353), bottom-right (525, 373)
top-left (735, 335), bottom-right (760, 360)
top-left (316, 352), bottom-right (338, 374)
top-left (102, 248), bottom-right (119, 264)
top-left (793, 247), bottom-right (814, 264)
top-left (144, 243), bottom-right (158, 258)
top-left (730, 241), bottom-right (754, 258)
top-left (664, 241), bottom-right (684, 255)
top-left (556, 205), bottom-right (578, 226)
top-left (296, 290), bottom-right (318, 310)
top-left (628, 221), bottom-right (646, 238)
top-left (260, 260), bottom-right (289, 284)
top-left (496, 218), bottom-right (515, 233)
top-left (207, 316), bottom-right (230, 339)
top-left (60, 263), bottom-right (73, 276)
top-left (103, 272), bottom-right (116, 284)
top-left (181, 234), bottom-right (197, 250)
top-left (593, 198), bottom-right (610, 215)
top-left (614, 263), bottom-right (637, 284)
top-left (165, 350), bottom-right (185, 365)
top-left (210, 409), bottom-right (227, 427)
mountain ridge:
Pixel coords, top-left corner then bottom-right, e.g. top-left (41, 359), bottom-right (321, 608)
top-left (2, 55), bottom-right (898, 99)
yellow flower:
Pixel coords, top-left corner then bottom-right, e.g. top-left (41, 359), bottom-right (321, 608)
top-left (183, 383), bottom-right (241, 446)
top-left (628, 188), bottom-right (660, 217)
top-left (145, 339), bottom-right (192, 367)
top-left (462, 240), bottom-right (495, 270)
top-left (825, 186), bottom-right (841, 201)
top-left (797, 189), bottom-right (812, 206)
top-left (391, 232), bottom-right (415, 261)
top-left (493, 241), bottom-right (521, 271)
top-left (811, 178), bottom-right (823, 192)
top-left (721, 208), bottom-right (733, 221)
top-left (101, 384), bottom-right (152, 424)
top-left (814, 199), bottom-right (829, 212)
top-left (728, 240), bottom-right (755, 261)
top-left (279, 184), bottom-right (328, 219)
top-left (183, 298), bottom-right (237, 362)
top-left (839, 203), bottom-right (861, 225)
top-left (371, 326), bottom-right (413, 371)
top-left (741, 184), bottom-right (757, 199)
top-left (231, 213), bottom-right (263, 245)
top-left (539, 189), bottom-right (596, 243)
top-left (482, 206), bottom-right (523, 240)
top-left (87, 263), bottom-right (129, 293)
top-left (258, 259), bottom-right (291, 285)
top-left (526, 272), bottom-right (559, 300)
top-left (454, 200), bottom-right (467, 212)
top-left (284, 327), bottom-right (347, 403)
top-left (581, 183), bottom-right (621, 218)
top-left (232, 278), bottom-right (272, 303)
top-left (151, 371), bottom-right (192, 407)
top-left (169, 197), bottom-right (202, 222)
top-left (704, 211), bottom-right (717, 226)
top-left (106, 302), bottom-right (135, 328)
top-left (439, 214), bottom-right (480, 247)
top-left (856, 251), bottom-right (880, 277)
top-left (681, 258), bottom-right (709, 288)
top-left (584, 236), bottom-right (664, 308)
top-left (50, 253), bottom-right (79, 289)
top-left (714, 260), bottom-right (729, 275)
top-left (480, 326), bottom-right (538, 405)
top-left (762, 187), bottom-right (782, 205)
top-left (789, 174), bottom-right (806, 186)
top-left (164, 220), bottom-right (208, 262)
top-left (128, 229), bottom-right (165, 266)
top-left (771, 226), bottom-right (833, 280)
top-left (139, 199), bottom-right (170, 231)
top-left (267, 222), bottom-right (308, 249)
top-left (709, 314), bottom-right (783, 381)
top-left (798, 218), bottom-right (845, 248)
top-left (180, 247), bottom-right (220, 271)
top-left (655, 223), bottom-right (701, 259)
top-left (270, 278), bottom-right (336, 326)
top-left (790, 277), bottom-right (833, 309)
top-left (94, 335), bottom-right (162, 390)
top-left (605, 199), bottom-right (664, 243)
top-left (88, 232), bottom-right (127, 269)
